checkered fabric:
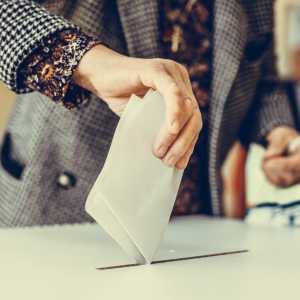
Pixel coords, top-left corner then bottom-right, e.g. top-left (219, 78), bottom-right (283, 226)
top-left (0, 0), bottom-right (295, 227)
top-left (0, 1), bottom-right (78, 93)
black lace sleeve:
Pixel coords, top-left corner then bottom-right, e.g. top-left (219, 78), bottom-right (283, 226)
top-left (18, 29), bottom-right (100, 109)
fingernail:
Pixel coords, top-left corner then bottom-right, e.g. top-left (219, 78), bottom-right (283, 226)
top-left (175, 162), bottom-right (186, 170)
top-left (164, 155), bottom-right (176, 167)
top-left (156, 145), bottom-right (167, 157)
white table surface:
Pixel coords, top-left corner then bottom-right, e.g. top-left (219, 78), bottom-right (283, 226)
top-left (0, 216), bottom-right (299, 300)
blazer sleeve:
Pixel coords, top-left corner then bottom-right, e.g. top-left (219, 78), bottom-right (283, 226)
top-left (239, 41), bottom-right (296, 146)
top-left (0, 0), bottom-right (79, 93)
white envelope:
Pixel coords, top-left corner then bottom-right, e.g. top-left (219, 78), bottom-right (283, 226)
top-left (86, 90), bottom-right (184, 264)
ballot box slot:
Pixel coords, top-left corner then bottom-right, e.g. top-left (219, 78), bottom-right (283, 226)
top-left (97, 249), bottom-right (249, 270)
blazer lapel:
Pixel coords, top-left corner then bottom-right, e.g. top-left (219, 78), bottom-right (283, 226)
top-left (209, 0), bottom-right (248, 216)
top-left (211, 0), bottom-right (248, 110)
top-left (117, 0), bottom-right (161, 58)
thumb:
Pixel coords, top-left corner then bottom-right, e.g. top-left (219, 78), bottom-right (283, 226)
top-left (264, 136), bottom-right (288, 161)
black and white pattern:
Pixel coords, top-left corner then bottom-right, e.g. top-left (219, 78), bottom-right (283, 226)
top-left (0, 0), bottom-right (296, 226)
top-left (0, 0), bottom-right (78, 93)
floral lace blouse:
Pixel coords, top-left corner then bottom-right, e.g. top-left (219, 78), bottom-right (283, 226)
top-left (18, 29), bottom-right (100, 109)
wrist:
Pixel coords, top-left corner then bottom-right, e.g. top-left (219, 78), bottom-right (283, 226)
top-left (73, 44), bottom-right (106, 94)
top-left (73, 44), bottom-right (128, 96)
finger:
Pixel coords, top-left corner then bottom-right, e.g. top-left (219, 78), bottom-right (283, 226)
top-left (277, 154), bottom-right (300, 186)
top-left (264, 128), bottom-right (298, 161)
top-left (153, 105), bottom-right (198, 159)
top-left (267, 155), bottom-right (300, 174)
top-left (280, 173), bottom-right (297, 187)
top-left (155, 74), bottom-right (194, 135)
top-left (152, 119), bottom-right (178, 158)
top-left (143, 62), bottom-right (196, 158)
top-left (176, 63), bottom-right (197, 101)
top-left (286, 152), bottom-right (300, 170)
top-left (153, 108), bottom-right (192, 159)
top-left (175, 135), bottom-right (199, 169)
top-left (264, 172), bottom-right (281, 186)
top-left (262, 158), bottom-right (282, 184)
top-left (142, 61), bottom-right (195, 136)
top-left (262, 160), bottom-right (286, 186)
top-left (160, 62), bottom-right (201, 161)
top-left (271, 172), bottom-right (295, 187)
top-left (163, 109), bottom-right (202, 167)
top-left (264, 140), bottom-right (289, 161)
top-left (262, 156), bottom-right (299, 187)
top-left (164, 61), bottom-right (197, 105)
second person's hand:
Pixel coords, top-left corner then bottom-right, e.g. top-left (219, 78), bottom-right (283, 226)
top-left (73, 44), bottom-right (202, 169)
top-left (262, 126), bottom-right (300, 187)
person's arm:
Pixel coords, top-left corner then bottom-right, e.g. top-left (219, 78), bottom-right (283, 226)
top-left (239, 41), bottom-right (300, 187)
top-left (0, 0), bottom-right (83, 93)
top-left (0, 1), bottom-right (202, 169)
top-left (239, 41), bottom-right (295, 146)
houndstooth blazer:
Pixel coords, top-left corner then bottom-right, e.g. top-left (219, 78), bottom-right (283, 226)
top-left (0, 0), bottom-right (295, 226)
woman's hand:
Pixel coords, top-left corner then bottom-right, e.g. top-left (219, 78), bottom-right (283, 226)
top-left (73, 44), bottom-right (202, 169)
top-left (262, 126), bottom-right (300, 187)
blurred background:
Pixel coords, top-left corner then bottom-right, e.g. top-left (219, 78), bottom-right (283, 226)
top-left (0, 83), bottom-right (14, 140)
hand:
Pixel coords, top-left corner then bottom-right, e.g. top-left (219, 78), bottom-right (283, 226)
top-left (73, 44), bottom-right (202, 169)
top-left (262, 126), bottom-right (300, 187)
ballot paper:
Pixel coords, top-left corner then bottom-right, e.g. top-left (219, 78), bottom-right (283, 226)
top-left (86, 90), bottom-right (184, 265)
top-left (246, 144), bottom-right (300, 206)
top-left (275, 0), bottom-right (300, 78)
